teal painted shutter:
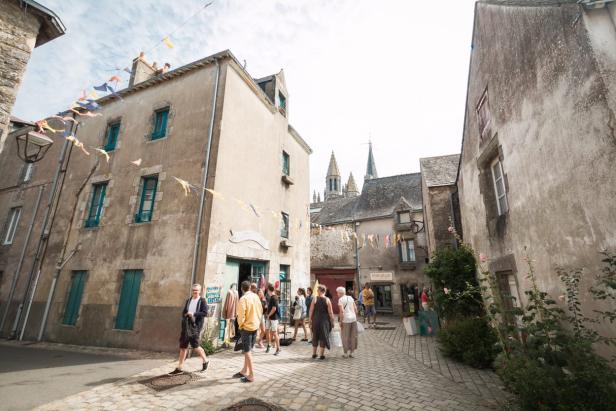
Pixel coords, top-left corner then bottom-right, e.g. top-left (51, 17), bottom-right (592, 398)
top-left (151, 109), bottom-right (169, 140)
top-left (63, 271), bottom-right (87, 325)
top-left (115, 270), bottom-right (142, 330)
top-left (105, 123), bottom-right (120, 151)
top-left (135, 177), bottom-right (157, 223)
top-left (86, 183), bottom-right (107, 227)
top-left (159, 110), bottom-right (168, 138)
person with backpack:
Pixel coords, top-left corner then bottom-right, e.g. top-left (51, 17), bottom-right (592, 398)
top-left (169, 284), bottom-right (209, 375)
top-left (292, 288), bottom-right (309, 341)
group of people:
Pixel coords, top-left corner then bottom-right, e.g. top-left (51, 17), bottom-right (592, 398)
top-left (170, 280), bottom-right (366, 382)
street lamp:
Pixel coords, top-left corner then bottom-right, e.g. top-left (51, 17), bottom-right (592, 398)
top-left (13, 128), bottom-right (54, 163)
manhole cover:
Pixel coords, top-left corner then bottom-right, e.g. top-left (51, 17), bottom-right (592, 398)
top-left (139, 373), bottom-right (197, 392)
top-left (220, 398), bottom-right (286, 411)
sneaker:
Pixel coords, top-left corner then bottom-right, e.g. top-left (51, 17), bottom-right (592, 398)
top-left (349, 353), bottom-right (354, 358)
top-left (312, 354), bottom-right (317, 359)
top-left (319, 355), bottom-right (325, 360)
top-left (342, 354), bottom-right (348, 358)
top-left (265, 345), bottom-right (270, 353)
top-left (168, 368), bottom-right (183, 375)
top-left (274, 349), bottom-right (280, 356)
top-left (201, 361), bottom-right (209, 372)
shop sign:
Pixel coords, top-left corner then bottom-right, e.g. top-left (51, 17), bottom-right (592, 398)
top-left (206, 285), bottom-right (222, 304)
top-left (370, 272), bottom-right (393, 282)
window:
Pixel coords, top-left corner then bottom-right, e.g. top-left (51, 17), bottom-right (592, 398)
top-left (104, 122), bottom-right (120, 151)
top-left (282, 151), bottom-right (290, 176)
top-left (63, 271), bottom-right (87, 326)
top-left (2, 207), bottom-right (22, 245)
top-left (398, 211), bottom-right (411, 224)
top-left (280, 212), bottom-right (289, 238)
top-left (277, 92), bottom-right (287, 115)
top-left (151, 108), bottom-right (169, 140)
top-left (279, 265), bottom-right (290, 281)
top-left (85, 182), bottom-right (107, 228)
top-left (398, 239), bottom-right (416, 263)
top-left (21, 163), bottom-right (34, 183)
top-left (135, 176), bottom-right (158, 223)
top-left (491, 158), bottom-right (508, 216)
top-left (115, 270), bottom-right (142, 330)
top-left (496, 270), bottom-right (519, 323)
top-left (476, 88), bottom-right (492, 142)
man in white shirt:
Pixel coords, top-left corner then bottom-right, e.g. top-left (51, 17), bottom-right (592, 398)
top-left (169, 284), bottom-right (209, 374)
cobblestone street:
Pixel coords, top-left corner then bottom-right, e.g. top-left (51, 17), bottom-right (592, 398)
top-left (36, 317), bottom-right (509, 411)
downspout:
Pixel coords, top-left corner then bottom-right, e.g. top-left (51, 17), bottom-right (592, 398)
top-left (190, 59), bottom-right (221, 286)
top-left (0, 184), bottom-right (44, 334)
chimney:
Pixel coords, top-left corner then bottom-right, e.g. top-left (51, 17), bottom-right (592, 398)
top-left (128, 52), bottom-right (158, 87)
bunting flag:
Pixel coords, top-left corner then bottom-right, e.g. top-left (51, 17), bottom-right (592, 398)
top-left (36, 120), bottom-right (63, 134)
top-left (93, 148), bottom-right (110, 163)
top-left (75, 100), bottom-right (100, 111)
top-left (162, 36), bottom-right (175, 49)
top-left (384, 234), bottom-right (390, 248)
top-left (205, 188), bottom-right (224, 199)
top-left (78, 89), bottom-right (87, 101)
top-left (173, 176), bottom-right (192, 196)
top-left (93, 83), bottom-right (109, 92)
top-left (249, 203), bottom-right (260, 217)
top-left (66, 135), bottom-right (90, 156)
top-left (314, 279), bottom-right (320, 293)
top-left (130, 158), bottom-right (142, 167)
top-left (69, 108), bottom-right (102, 117)
top-left (109, 75), bottom-right (121, 83)
top-left (89, 90), bottom-right (99, 99)
top-left (123, 67), bottom-right (133, 75)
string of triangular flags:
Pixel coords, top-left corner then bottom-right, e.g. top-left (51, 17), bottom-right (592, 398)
top-left (309, 223), bottom-right (409, 249)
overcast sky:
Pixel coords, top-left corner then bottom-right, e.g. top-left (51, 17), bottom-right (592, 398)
top-left (13, 0), bottom-right (476, 199)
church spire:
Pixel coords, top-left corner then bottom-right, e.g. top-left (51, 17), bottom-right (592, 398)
top-left (365, 141), bottom-right (378, 181)
top-left (346, 172), bottom-right (359, 197)
top-left (325, 151), bottom-right (342, 200)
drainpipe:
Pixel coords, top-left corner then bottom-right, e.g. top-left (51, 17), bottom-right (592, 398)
top-left (190, 59), bottom-right (220, 286)
top-left (0, 184), bottom-right (44, 334)
top-left (354, 222), bottom-right (361, 292)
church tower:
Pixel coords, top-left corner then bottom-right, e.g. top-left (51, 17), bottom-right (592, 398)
top-left (325, 151), bottom-right (342, 200)
top-left (365, 141), bottom-right (378, 181)
top-left (346, 172), bottom-right (359, 197)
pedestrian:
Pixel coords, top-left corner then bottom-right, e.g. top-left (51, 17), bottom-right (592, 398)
top-left (292, 288), bottom-right (309, 341)
top-left (362, 283), bottom-right (376, 328)
top-left (250, 282), bottom-right (258, 293)
top-left (421, 287), bottom-right (429, 310)
top-left (309, 285), bottom-right (335, 360)
top-left (256, 288), bottom-right (267, 348)
top-left (169, 284), bottom-right (209, 375)
top-left (305, 287), bottom-right (314, 344)
top-left (337, 286), bottom-right (358, 358)
top-left (233, 280), bottom-right (263, 383)
top-left (265, 284), bottom-right (281, 355)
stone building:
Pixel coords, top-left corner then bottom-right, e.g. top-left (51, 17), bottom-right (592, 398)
top-left (0, 50), bottom-right (311, 351)
top-left (457, 0), bottom-right (616, 338)
top-left (0, 0), bottom-right (65, 152)
top-left (420, 154), bottom-right (460, 256)
top-left (310, 147), bottom-right (428, 315)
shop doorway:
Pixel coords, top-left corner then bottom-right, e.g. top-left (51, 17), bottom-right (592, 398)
top-left (313, 269), bottom-right (356, 314)
top-left (374, 284), bottom-right (393, 312)
top-left (225, 259), bottom-right (267, 298)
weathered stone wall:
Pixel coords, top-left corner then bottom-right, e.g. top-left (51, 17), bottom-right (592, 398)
top-left (0, 0), bottom-right (40, 152)
top-left (423, 185), bottom-right (457, 256)
top-left (458, 2), bottom-right (616, 344)
top-left (310, 224), bottom-right (356, 269)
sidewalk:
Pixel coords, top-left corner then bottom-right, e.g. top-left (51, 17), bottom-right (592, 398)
top-left (35, 318), bottom-right (504, 410)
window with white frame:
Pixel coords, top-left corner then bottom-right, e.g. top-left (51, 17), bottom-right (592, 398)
top-left (3, 207), bottom-right (22, 245)
top-left (398, 239), bottom-right (416, 263)
top-left (491, 158), bottom-right (508, 216)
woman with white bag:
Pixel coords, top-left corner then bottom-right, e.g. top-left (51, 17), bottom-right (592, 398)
top-left (336, 287), bottom-right (359, 358)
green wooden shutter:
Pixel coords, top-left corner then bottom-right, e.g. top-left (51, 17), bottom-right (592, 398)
top-left (159, 110), bottom-right (168, 138)
top-left (115, 270), bottom-right (142, 330)
top-left (105, 123), bottom-right (120, 151)
top-left (151, 109), bottom-right (169, 140)
top-left (63, 271), bottom-right (87, 325)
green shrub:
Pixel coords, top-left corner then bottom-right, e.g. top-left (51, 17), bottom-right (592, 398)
top-left (437, 316), bottom-right (499, 368)
top-left (201, 338), bottom-right (216, 355)
top-left (425, 246), bottom-right (484, 320)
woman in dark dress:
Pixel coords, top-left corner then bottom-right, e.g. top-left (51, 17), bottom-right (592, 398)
top-left (309, 285), bottom-right (335, 360)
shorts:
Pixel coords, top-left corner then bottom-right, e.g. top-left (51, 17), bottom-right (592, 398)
top-left (179, 334), bottom-right (200, 349)
top-left (266, 319), bottom-right (279, 331)
top-left (364, 304), bottom-right (376, 316)
top-left (240, 329), bottom-right (257, 353)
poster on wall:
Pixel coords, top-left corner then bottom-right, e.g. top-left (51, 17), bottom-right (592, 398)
top-left (206, 285), bottom-right (222, 304)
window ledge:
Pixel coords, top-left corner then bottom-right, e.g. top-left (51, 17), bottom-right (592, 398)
top-left (129, 221), bottom-right (153, 227)
top-left (281, 175), bottom-right (294, 185)
top-left (399, 261), bottom-right (417, 270)
top-left (280, 239), bottom-right (292, 248)
top-left (81, 226), bottom-right (101, 232)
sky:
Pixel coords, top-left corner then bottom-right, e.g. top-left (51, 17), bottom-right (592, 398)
top-left (13, 0), bottom-right (476, 199)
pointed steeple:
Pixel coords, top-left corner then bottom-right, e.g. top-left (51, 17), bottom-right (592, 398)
top-left (365, 141), bottom-right (378, 181)
top-left (313, 190), bottom-right (317, 203)
top-left (325, 151), bottom-right (342, 200)
top-left (346, 172), bottom-right (359, 197)
top-left (317, 192), bottom-right (321, 202)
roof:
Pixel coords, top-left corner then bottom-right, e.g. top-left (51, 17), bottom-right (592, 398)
top-left (19, 0), bottom-right (66, 47)
top-left (314, 172), bottom-right (423, 225)
top-left (9, 116), bottom-right (35, 127)
top-left (480, 0), bottom-right (579, 5)
top-left (346, 172), bottom-right (358, 193)
top-left (94, 49), bottom-right (312, 154)
top-left (327, 152), bottom-right (340, 177)
top-left (420, 154), bottom-right (460, 187)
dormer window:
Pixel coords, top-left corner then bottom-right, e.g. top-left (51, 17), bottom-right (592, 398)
top-left (397, 211), bottom-right (411, 224)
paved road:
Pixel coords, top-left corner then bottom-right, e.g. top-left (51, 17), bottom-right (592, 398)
top-left (0, 343), bottom-right (170, 411)
top-left (36, 319), bottom-right (506, 410)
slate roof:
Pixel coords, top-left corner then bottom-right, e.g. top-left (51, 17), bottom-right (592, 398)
top-left (419, 154), bottom-right (460, 188)
top-left (314, 172), bottom-right (423, 225)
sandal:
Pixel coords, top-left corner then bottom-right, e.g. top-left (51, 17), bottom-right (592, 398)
top-left (240, 376), bottom-right (254, 383)
top-left (232, 372), bottom-right (245, 379)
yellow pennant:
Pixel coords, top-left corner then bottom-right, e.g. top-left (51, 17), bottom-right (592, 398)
top-left (93, 148), bottom-right (110, 163)
top-left (162, 36), bottom-right (175, 49)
